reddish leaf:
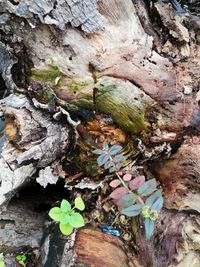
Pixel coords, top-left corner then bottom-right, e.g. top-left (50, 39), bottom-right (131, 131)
top-left (129, 176), bottom-right (145, 190)
top-left (109, 187), bottom-right (129, 200)
top-left (109, 179), bottom-right (121, 188)
top-left (123, 173), bottom-right (132, 181)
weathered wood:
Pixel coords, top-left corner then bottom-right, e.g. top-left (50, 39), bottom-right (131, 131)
top-left (41, 227), bottom-right (137, 267)
top-left (0, 0), bottom-right (200, 266)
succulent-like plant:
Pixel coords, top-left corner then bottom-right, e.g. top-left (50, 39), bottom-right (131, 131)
top-left (49, 197), bottom-right (85, 235)
top-left (93, 141), bottom-right (163, 239)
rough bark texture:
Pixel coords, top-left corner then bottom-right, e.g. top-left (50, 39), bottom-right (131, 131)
top-left (0, 0), bottom-right (200, 266)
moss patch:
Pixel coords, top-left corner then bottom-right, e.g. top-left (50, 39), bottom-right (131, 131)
top-left (94, 77), bottom-right (154, 134)
top-left (30, 65), bottom-right (65, 87)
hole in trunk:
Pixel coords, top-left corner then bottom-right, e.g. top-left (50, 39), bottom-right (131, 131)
top-left (0, 73), bottom-right (7, 99)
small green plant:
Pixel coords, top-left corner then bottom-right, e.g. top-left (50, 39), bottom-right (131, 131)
top-left (16, 254), bottom-right (26, 267)
top-left (93, 141), bottom-right (163, 239)
top-left (49, 197), bottom-right (85, 235)
top-left (0, 253), bottom-right (4, 267)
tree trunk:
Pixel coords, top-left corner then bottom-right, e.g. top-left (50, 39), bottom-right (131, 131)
top-left (0, 0), bottom-right (200, 266)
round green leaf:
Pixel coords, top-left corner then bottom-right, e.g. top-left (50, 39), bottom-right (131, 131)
top-left (48, 207), bottom-right (62, 222)
top-left (68, 212), bottom-right (85, 228)
top-left (75, 197), bottom-right (85, 211)
top-left (60, 199), bottom-right (71, 212)
top-left (60, 214), bottom-right (70, 224)
top-left (59, 223), bottom-right (74, 235)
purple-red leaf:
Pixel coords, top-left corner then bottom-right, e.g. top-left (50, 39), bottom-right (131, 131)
top-left (123, 173), bottom-right (132, 181)
top-left (121, 204), bottom-right (143, 217)
top-left (109, 179), bottom-right (121, 188)
top-left (116, 193), bottom-right (137, 210)
top-left (138, 179), bottom-right (157, 197)
top-left (129, 176), bottom-right (145, 190)
top-left (109, 187), bottom-right (128, 200)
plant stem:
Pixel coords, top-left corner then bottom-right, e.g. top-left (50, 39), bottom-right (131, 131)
top-left (110, 156), bottom-right (145, 205)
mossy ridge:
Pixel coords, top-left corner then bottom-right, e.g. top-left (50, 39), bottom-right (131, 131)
top-left (94, 77), bottom-right (152, 134)
top-left (30, 65), bottom-right (65, 88)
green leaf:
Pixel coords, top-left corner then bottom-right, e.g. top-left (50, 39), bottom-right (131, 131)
top-left (92, 149), bottom-right (104, 155)
top-left (68, 213), bottom-right (85, 228)
top-left (0, 253), bottom-right (4, 267)
top-left (144, 218), bottom-right (154, 239)
top-left (103, 141), bottom-right (109, 150)
top-left (146, 190), bottom-right (163, 211)
top-left (138, 179), bottom-right (157, 197)
top-left (60, 199), bottom-right (71, 212)
top-left (59, 223), bottom-right (74, 235)
top-left (75, 197), bottom-right (85, 211)
top-left (109, 145), bottom-right (122, 155)
top-left (116, 193), bottom-right (137, 210)
top-left (60, 214), bottom-right (70, 224)
top-left (151, 195), bottom-right (163, 211)
top-left (121, 204), bottom-right (143, 217)
top-left (49, 207), bottom-right (62, 222)
top-left (97, 154), bottom-right (110, 166)
top-left (104, 160), bottom-right (113, 169)
top-left (113, 154), bottom-right (124, 163)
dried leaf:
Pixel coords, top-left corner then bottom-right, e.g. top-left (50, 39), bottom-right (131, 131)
top-left (129, 176), bottom-right (145, 190)
top-left (138, 179), bottom-right (157, 197)
top-left (109, 187), bottom-right (129, 200)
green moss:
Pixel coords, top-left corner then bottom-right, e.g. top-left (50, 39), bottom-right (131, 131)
top-left (30, 65), bottom-right (65, 87)
top-left (94, 78), bottom-right (151, 134)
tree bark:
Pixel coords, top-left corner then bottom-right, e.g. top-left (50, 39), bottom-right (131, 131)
top-left (0, 0), bottom-right (200, 266)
